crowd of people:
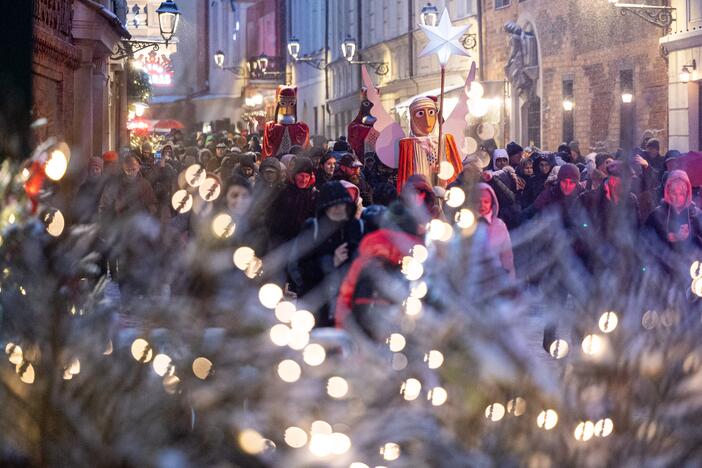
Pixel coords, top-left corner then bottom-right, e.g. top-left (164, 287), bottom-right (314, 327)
top-left (69, 127), bottom-right (702, 346)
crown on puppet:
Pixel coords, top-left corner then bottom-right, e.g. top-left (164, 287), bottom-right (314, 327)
top-left (409, 96), bottom-right (438, 113)
top-left (277, 85), bottom-right (297, 100)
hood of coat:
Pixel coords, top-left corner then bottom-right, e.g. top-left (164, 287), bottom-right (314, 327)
top-left (357, 228), bottom-right (422, 265)
top-left (492, 149), bottom-right (509, 168)
top-left (477, 182), bottom-right (500, 219)
top-left (664, 169), bottom-right (692, 208)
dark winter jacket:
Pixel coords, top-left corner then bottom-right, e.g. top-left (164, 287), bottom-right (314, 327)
top-left (288, 182), bottom-right (365, 326)
top-left (268, 183), bottom-right (317, 247)
top-left (72, 176), bottom-right (107, 224)
top-left (523, 182), bottom-right (584, 225)
top-left (333, 171), bottom-right (374, 206)
top-left (335, 228), bottom-right (420, 338)
top-left (99, 173), bottom-right (158, 221)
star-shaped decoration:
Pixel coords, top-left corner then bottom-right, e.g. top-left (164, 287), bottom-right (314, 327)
top-left (419, 8), bottom-right (470, 66)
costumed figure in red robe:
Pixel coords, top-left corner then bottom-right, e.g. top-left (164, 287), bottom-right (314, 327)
top-left (396, 96), bottom-right (463, 193)
top-left (262, 86), bottom-right (310, 159)
top-left (362, 63), bottom-right (478, 193)
top-left (347, 87), bottom-right (379, 160)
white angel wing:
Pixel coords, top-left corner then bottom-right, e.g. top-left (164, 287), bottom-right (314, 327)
top-left (442, 61), bottom-right (477, 161)
top-left (362, 65), bottom-right (405, 168)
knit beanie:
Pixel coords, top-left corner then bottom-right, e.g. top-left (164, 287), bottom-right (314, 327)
top-left (89, 156), bottom-right (104, 171)
top-left (292, 156), bottom-right (314, 176)
top-left (333, 136), bottom-right (352, 153)
top-left (506, 141), bottom-right (524, 157)
top-left (557, 163), bottom-right (580, 182)
top-left (317, 181), bottom-right (354, 215)
top-left (102, 151), bottom-right (118, 162)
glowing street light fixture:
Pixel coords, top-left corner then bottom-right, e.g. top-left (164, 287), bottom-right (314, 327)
top-left (257, 54), bottom-right (270, 73)
top-left (287, 37), bottom-right (301, 60)
top-left (156, 0), bottom-right (181, 43)
top-left (341, 35), bottom-right (357, 62)
top-left (214, 50), bottom-right (225, 68)
top-left (420, 3), bottom-right (440, 27)
top-left (111, 0), bottom-right (181, 60)
top-left (681, 60), bottom-right (696, 84)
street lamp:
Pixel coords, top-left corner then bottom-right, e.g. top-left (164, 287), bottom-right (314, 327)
top-left (156, 0), bottom-right (181, 43)
top-left (681, 60), bottom-right (696, 83)
top-left (287, 37), bottom-right (301, 60)
top-left (339, 35), bottom-right (389, 76)
top-left (257, 54), bottom-right (270, 73)
top-left (213, 50), bottom-right (246, 77)
top-left (420, 3), bottom-right (439, 27)
top-left (287, 37), bottom-right (328, 70)
top-left (562, 99), bottom-right (574, 112)
top-left (621, 69), bottom-right (634, 103)
top-left (341, 36), bottom-right (357, 62)
top-left (214, 50), bottom-right (225, 68)
top-left (111, 0), bottom-right (182, 60)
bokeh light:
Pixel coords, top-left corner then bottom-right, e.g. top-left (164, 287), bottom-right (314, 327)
top-left (284, 426), bottom-right (308, 448)
top-left (277, 360), bottom-right (301, 383)
top-left (537, 409), bottom-right (558, 430)
top-left (599, 311), bottom-right (618, 333)
top-left (387, 333), bottom-right (406, 352)
top-left (485, 403), bottom-right (506, 422)
top-left (327, 376), bottom-right (349, 398)
top-left (192, 357), bottom-right (213, 380)
top-left (259, 283), bottom-right (283, 309)
top-left (302, 343), bottom-right (326, 366)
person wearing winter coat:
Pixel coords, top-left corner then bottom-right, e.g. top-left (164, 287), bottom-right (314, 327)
top-left (645, 169), bottom-right (702, 252)
top-left (99, 152), bottom-right (158, 222)
top-left (333, 153), bottom-right (374, 206)
top-left (476, 183), bottom-right (515, 279)
top-left (577, 161), bottom-right (641, 273)
top-left (72, 156), bottom-right (107, 224)
top-left (335, 201), bottom-right (423, 340)
top-left (267, 157), bottom-right (318, 248)
top-left (315, 152), bottom-right (336, 190)
top-left (523, 163), bottom-right (584, 222)
top-left (515, 157), bottom-right (536, 209)
top-left (288, 181), bottom-right (365, 327)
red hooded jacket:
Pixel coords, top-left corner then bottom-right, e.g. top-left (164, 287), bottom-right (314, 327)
top-left (335, 228), bottom-right (422, 328)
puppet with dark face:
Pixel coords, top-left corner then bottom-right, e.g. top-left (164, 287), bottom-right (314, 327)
top-left (347, 87), bottom-right (379, 159)
top-left (262, 86), bottom-right (310, 158)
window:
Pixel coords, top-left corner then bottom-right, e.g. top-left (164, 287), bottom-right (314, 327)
top-left (562, 79), bottom-right (574, 143)
top-left (527, 98), bottom-right (541, 147)
top-left (495, 0), bottom-right (511, 9)
top-left (314, 106), bottom-right (319, 135)
top-left (620, 70), bottom-right (635, 152)
top-left (689, 0), bottom-right (702, 30)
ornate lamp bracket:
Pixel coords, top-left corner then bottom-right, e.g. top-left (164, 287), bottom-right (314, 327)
top-left (613, 3), bottom-right (675, 30)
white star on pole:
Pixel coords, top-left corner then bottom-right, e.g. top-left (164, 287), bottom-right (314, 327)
top-left (419, 8), bottom-right (470, 66)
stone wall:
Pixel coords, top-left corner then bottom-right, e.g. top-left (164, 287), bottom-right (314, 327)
top-left (481, 0), bottom-right (669, 152)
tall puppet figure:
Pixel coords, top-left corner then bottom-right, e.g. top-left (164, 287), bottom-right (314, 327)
top-left (347, 87), bottom-right (379, 159)
top-left (397, 96), bottom-right (462, 192)
top-left (262, 85), bottom-right (310, 159)
top-left (364, 62), bottom-right (478, 193)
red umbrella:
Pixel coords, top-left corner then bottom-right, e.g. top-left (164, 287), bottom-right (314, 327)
top-left (154, 119), bottom-right (185, 129)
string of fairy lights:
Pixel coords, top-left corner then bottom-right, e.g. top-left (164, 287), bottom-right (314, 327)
top-left (6, 138), bottom-right (700, 463)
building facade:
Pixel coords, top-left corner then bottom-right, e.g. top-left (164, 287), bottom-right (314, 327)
top-left (147, 0), bottom-right (286, 135)
top-left (481, 0), bottom-right (668, 153)
top-left (33, 0), bottom-right (130, 172)
top-left (662, 0), bottom-right (702, 152)
top-left (288, 0), bottom-right (479, 141)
